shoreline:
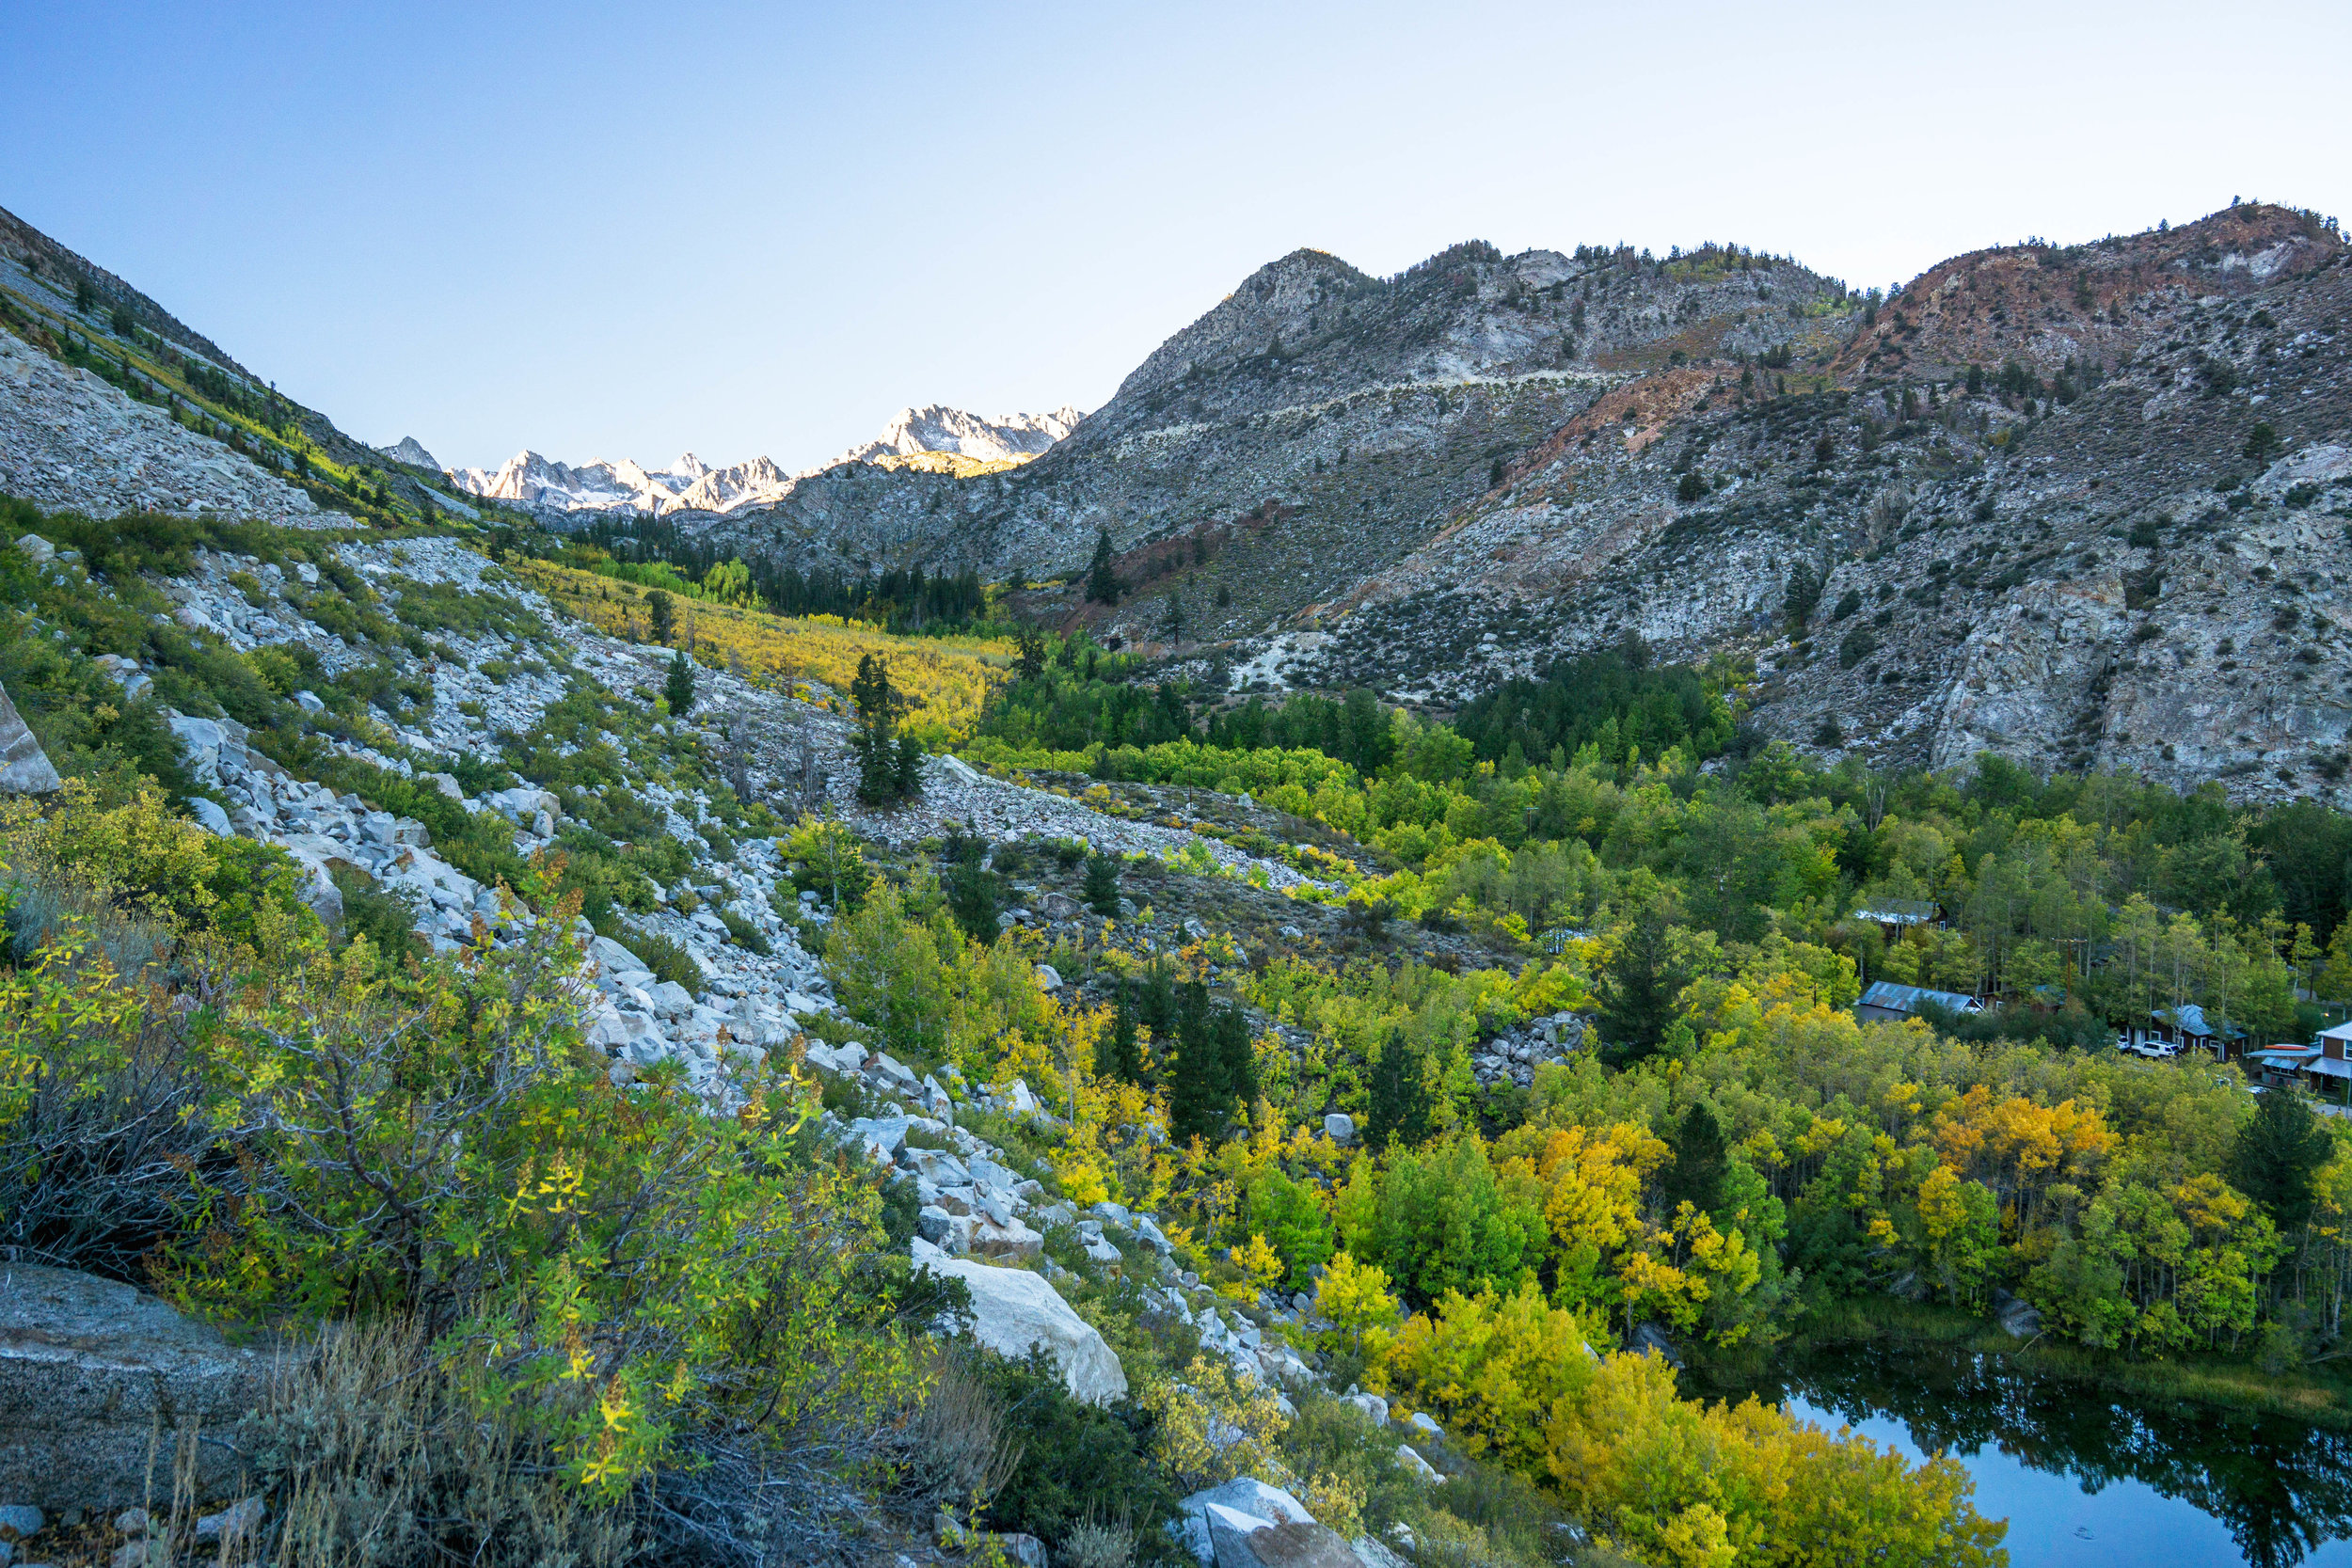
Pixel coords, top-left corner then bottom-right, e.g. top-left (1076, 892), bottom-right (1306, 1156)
top-left (1681, 1297), bottom-right (2352, 1430)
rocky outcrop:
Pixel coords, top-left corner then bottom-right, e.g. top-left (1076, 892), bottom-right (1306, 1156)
top-left (1295, 205), bottom-right (2352, 804)
top-left (688, 240), bottom-right (1848, 638)
top-left (916, 1258), bottom-right (1128, 1405)
top-left (0, 1266), bottom-right (270, 1509)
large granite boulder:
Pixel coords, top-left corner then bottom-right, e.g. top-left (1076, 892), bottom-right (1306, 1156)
top-left (917, 1258), bottom-right (1127, 1405)
top-left (0, 682), bottom-right (59, 795)
top-left (1175, 1480), bottom-right (1360, 1568)
top-left (0, 1266), bottom-right (269, 1508)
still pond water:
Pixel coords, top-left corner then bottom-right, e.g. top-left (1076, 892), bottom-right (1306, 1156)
top-left (1713, 1344), bottom-right (2352, 1568)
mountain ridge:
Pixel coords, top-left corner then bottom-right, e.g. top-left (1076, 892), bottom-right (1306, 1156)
top-left (445, 403), bottom-right (1085, 518)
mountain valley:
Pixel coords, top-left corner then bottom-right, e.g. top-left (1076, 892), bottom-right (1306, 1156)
top-left (7, 185), bottom-right (2352, 1568)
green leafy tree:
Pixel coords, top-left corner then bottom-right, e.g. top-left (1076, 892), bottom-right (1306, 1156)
top-left (645, 589), bottom-right (675, 644)
top-left (664, 650), bottom-right (696, 718)
top-left (1245, 1168), bottom-right (1335, 1288)
top-left (1355, 1135), bottom-right (1547, 1303)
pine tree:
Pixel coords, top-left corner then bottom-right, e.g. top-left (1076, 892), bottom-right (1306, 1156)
top-left (2230, 1088), bottom-right (2332, 1234)
top-left (1365, 1029), bottom-right (1431, 1151)
top-left (664, 650), bottom-right (696, 718)
top-left (1168, 979), bottom-right (1227, 1144)
top-left (892, 730), bottom-right (926, 800)
top-left (944, 832), bottom-right (1002, 942)
top-left (1096, 984), bottom-right (1142, 1085)
top-left (1085, 527), bottom-right (1121, 605)
top-left (645, 590), bottom-right (675, 644)
top-left (1660, 1103), bottom-right (1728, 1220)
top-left (1137, 958), bottom-right (1175, 1038)
top-left (1084, 852), bottom-right (1121, 916)
top-left (1214, 1002), bottom-right (1256, 1109)
top-left (850, 653), bottom-right (916, 804)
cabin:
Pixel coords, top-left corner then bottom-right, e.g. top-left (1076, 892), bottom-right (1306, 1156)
top-left (1856, 981), bottom-right (1984, 1025)
top-left (2148, 1004), bottom-right (2248, 1060)
top-left (2250, 1023), bottom-right (2352, 1095)
top-left (1852, 897), bottom-right (1940, 936)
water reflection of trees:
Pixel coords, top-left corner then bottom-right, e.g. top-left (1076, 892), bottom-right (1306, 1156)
top-left (1712, 1347), bottom-right (2352, 1568)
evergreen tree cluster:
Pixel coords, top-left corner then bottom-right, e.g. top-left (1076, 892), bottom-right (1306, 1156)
top-left (1096, 962), bottom-right (1255, 1144)
top-left (1451, 642), bottom-right (1733, 768)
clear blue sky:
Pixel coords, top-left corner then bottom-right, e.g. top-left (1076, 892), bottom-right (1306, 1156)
top-left (6, 1), bottom-right (2344, 474)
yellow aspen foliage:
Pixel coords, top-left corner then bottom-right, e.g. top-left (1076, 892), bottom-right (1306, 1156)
top-left (1928, 1084), bottom-right (2111, 1227)
top-left (1496, 1120), bottom-right (1661, 1311)
top-left (1313, 1250), bottom-right (1402, 1370)
top-left (1544, 1351), bottom-right (2004, 1568)
top-left (1380, 1282), bottom-right (1597, 1473)
top-left (1233, 1232), bottom-right (1286, 1292)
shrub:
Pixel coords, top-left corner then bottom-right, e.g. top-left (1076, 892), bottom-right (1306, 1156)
top-left (157, 919), bottom-right (903, 1497)
top-left (719, 908), bottom-right (771, 956)
top-left (331, 865), bottom-right (422, 970)
top-left (976, 1350), bottom-right (1177, 1549)
top-left (0, 921), bottom-right (221, 1280)
top-left (629, 928), bottom-right (706, 991)
top-left (1837, 627), bottom-right (1878, 670)
top-left (3, 781), bottom-right (317, 953)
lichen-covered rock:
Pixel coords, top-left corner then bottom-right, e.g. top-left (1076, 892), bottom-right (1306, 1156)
top-left (0, 1266), bottom-right (271, 1508)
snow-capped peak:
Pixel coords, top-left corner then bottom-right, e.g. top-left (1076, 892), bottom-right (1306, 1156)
top-left (446, 403), bottom-right (1083, 516)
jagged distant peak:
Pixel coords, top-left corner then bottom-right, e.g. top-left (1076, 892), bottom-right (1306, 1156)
top-left (827, 404), bottom-right (1083, 469)
top-left (379, 436), bottom-right (441, 471)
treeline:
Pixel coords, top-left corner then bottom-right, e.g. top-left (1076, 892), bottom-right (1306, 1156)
top-left (548, 517), bottom-right (988, 631)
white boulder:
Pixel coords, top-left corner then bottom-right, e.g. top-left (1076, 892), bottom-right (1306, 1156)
top-left (917, 1258), bottom-right (1127, 1405)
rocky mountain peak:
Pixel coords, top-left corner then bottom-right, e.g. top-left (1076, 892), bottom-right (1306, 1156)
top-left (380, 436), bottom-right (441, 471)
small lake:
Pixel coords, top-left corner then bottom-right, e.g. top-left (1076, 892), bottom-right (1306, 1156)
top-left (1708, 1344), bottom-right (2352, 1568)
